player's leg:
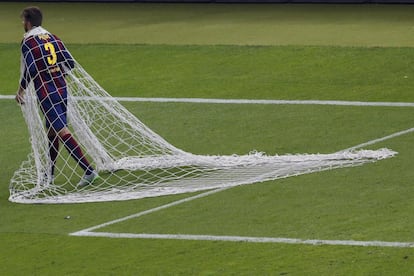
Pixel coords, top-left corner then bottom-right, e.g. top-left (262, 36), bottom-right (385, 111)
top-left (44, 94), bottom-right (98, 186)
top-left (58, 127), bottom-right (99, 187)
top-left (41, 96), bottom-right (60, 184)
top-left (58, 127), bottom-right (94, 174)
top-left (47, 126), bottom-right (59, 177)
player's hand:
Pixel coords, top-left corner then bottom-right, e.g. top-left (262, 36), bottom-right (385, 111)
top-left (15, 92), bottom-right (25, 105)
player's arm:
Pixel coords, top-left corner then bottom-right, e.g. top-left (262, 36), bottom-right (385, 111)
top-left (16, 64), bottom-right (27, 105)
top-left (16, 42), bottom-right (29, 105)
top-left (15, 86), bottom-right (25, 105)
top-left (16, 40), bottom-right (37, 105)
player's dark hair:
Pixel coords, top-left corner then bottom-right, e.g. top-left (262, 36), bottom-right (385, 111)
top-left (21, 6), bottom-right (43, 27)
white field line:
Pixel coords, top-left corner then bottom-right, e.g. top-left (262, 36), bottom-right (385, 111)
top-left (2, 94), bottom-right (414, 107)
top-left (70, 126), bottom-right (414, 248)
top-left (114, 98), bottom-right (414, 107)
top-left (43, 95), bottom-right (411, 247)
top-left (344, 127), bottom-right (414, 151)
top-left (70, 187), bottom-right (231, 234)
top-left (71, 232), bottom-right (414, 248)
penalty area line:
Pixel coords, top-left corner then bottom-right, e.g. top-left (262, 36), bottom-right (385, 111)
top-left (69, 126), bottom-right (414, 247)
top-left (70, 232), bottom-right (414, 248)
top-left (70, 187), bottom-right (231, 235)
top-left (2, 94), bottom-right (414, 107)
top-left (113, 97), bottom-right (414, 107)
top-left (344, 127), bottom-right (414, 151)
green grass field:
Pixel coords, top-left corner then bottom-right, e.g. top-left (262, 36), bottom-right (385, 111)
top-left (1, 2), bottom-right (414, 275)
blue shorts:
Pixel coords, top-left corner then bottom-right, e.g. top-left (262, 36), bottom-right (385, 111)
top-left (39, 91), bottom-right (68, 132)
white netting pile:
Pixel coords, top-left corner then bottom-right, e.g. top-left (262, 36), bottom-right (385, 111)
top-left (9, 30), bottom-right (397, 204)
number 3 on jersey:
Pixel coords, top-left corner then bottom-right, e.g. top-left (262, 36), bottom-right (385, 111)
top-left (44, 42), bottom-right (57, 66)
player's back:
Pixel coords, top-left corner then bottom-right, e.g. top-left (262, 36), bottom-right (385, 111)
top-left (22, 32), bottom-right (74, 98)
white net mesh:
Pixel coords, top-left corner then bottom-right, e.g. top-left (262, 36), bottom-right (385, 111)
top-left (9, 28), bottom-right (397, 204)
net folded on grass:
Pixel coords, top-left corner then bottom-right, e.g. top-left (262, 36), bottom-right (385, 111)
top-left (9, 28), bottom-right (397, 204)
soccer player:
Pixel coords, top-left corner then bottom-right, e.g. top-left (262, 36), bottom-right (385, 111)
top-left (15, 6), bottom-right (98, 187)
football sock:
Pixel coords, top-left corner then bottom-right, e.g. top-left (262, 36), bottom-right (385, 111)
top-left (48, 134), bottom-right (60, 176)
top-left (61, 133), bottom-right (93, 174)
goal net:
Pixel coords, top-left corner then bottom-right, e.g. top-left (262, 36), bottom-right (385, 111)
top-left (9, 32), bottom-right (396, 204)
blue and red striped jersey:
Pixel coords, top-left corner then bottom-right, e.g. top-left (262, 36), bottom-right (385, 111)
top-left (20, 31), bottom-right (74, 100)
